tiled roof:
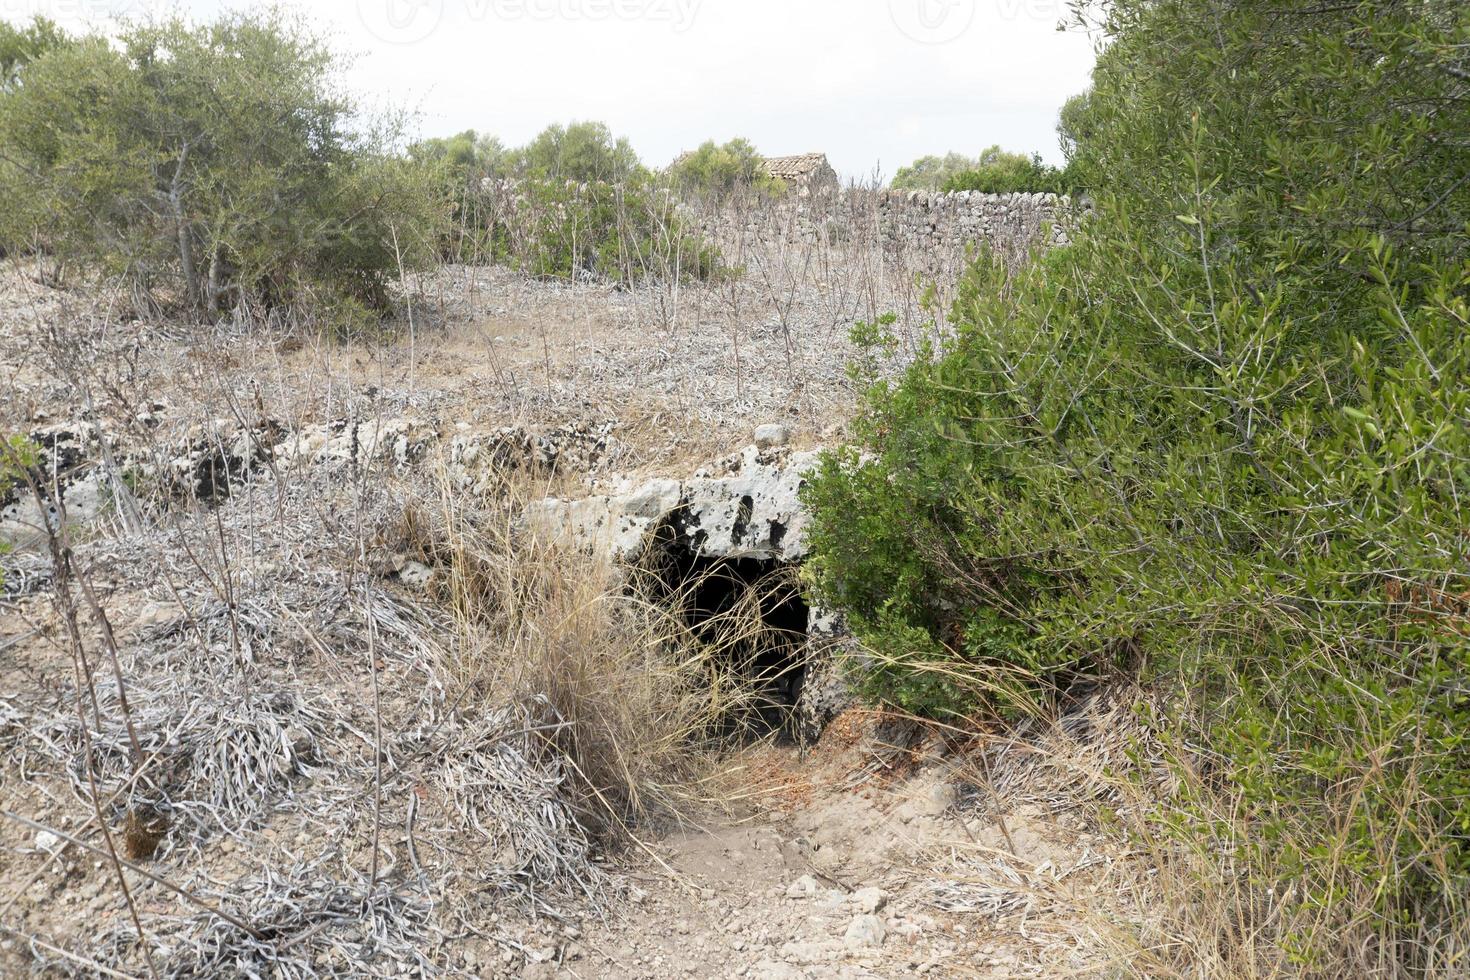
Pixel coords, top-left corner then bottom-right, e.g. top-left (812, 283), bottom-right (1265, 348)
top-left (764, 153), bottom-right (832, 180)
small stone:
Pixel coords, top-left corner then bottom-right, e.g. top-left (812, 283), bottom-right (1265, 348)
top-left (33, 830), bottom-right (61, 852)
top-left (844, 914), bottom-right (887, 949)
top-left (785, 874), bottom-right (818, 898)
top-left (921, 781), bottom-right (958, 815)
top-left (396, 560), bottom-right (435, 589)
top-left (754, 423), bottom-right (791, 450)
top-left (852, 886), bottom-right (889, 914)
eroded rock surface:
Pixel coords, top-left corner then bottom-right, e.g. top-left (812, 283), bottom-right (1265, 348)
top-left (525, 441), bottom-right (820, 563)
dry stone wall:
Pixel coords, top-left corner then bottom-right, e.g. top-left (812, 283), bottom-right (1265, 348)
top-left (693, 188), bottom-right (1078, 273)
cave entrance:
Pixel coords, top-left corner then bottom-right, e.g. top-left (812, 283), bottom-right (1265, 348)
top-left (640, 519), bottom-right (810, 740)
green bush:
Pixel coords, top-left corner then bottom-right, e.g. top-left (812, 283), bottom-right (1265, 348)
top-left (513, 120), bottom-right (643, 184)
top-left (668, 138), bottom-right (783, 198)
top-left (408, 119), bottom-right (721, 280)
top-left (890, 152), bottom-right (977, 192)
top-left (0, 12), bottom-right (446, 314)
top-left (0, 15), bottom-right (68, 90)
top-left (477, 176), bottom-right (721, 284)
top-left (939, 146), bottom-right (1071, 195)
top-left (806, 0), bottom-right (1470, 959)
top-left (409, 129), bottom-right (509, 181)
top-left (892, 146), bottom-right (1074, 195)
top-left (0, 435), bottom-right (38, 582)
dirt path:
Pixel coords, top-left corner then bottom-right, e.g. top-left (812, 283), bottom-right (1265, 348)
top-left (542, 714), bottom-right (1135, 980)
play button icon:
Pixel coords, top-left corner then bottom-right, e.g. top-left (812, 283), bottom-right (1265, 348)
top-left (889, 0), bottom-right (976, 44)
top-left (358, 0), bottom-right (445, 45)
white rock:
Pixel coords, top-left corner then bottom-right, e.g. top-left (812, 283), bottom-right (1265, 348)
top-left (852, 886), bottom-right (890, 914)
top-left (753, 423), bottom-right (791, 449)
top-left (921, 781), bottom-right (958, 816)
top-left (33, 830), bottom-right (61, 852)
top-left (785, 874), bottom-right (818, 898)
top-left (844, 914), bottom-right (887, 948)
top-left (527, 446), bottom-right (820, 562)
top-left (396, 560), bottom-right (435, 589)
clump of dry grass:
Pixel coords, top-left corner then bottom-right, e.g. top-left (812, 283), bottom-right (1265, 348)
top-left (399, 467), bottom-right (784, 847)
top-left (84, 857), bottom-right (441, 979)
top-left (939, 686), bottom-right (1470, 979)
top-left (1092, 757), bottom-right (1470, 979)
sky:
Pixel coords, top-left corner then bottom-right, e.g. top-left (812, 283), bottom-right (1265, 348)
top-left (3, 0), bottom-right (1098, 180)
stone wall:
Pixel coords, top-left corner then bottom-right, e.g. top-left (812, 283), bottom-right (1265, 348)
top-left (467, 179), bottom-right (1076, 279)
top-left (692, 188), bottom-right (1077, 273)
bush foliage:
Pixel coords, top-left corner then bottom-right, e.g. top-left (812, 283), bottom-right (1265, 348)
top-left (479, 177), bottom-right (721, 284)
top-left (892, 146), bottom-right (1072, 195)
top-left (668, 138), bottom-right (783, 198)
top-left (807, 0), bottom-right (1470, 959)
top-left (940, 146), bottom-right (1071, 195)
top-left (412, 120), bottom-right (722, 283)
top-left (0, 12), bottom-right (446, 314)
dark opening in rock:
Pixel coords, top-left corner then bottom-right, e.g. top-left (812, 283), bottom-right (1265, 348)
top-left (640, 513), bottom-right (810, 740)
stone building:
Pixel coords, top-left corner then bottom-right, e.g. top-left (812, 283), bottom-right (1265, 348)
top-left (763, 153), bottom-right (839, 195)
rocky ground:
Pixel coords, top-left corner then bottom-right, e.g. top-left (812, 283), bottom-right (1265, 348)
top-left (0, 254), bottom-right (1145, 978)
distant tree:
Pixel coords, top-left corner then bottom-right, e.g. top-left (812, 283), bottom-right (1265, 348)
top-left (410, 129), bottom-right (508, 182)
top-left (668, 138), bottom-right (782, 197)
top-left (941, 145), bottom-right (1068, 194)
top-left (0, 11), bottom-right (445, 313)
top-left (890, 152), bottom-right (974, 191)
top-left (1056, 90), bottom-right (1094, 163)
top-left (512, 120), bottom-right (642, 184)
top-left (893, 144), bottom-right (1077, 195)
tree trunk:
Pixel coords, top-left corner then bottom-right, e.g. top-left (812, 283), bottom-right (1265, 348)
top-left (169, 141), bottom-right (198, 308)
top-left (205, 243), bottom-right (221, 314)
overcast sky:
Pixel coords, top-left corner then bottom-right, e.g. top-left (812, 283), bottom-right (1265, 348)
top-left (6, 0), bottom-right (1098, 180)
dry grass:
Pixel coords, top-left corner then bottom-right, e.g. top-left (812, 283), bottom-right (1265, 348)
top-left (926, 684), bottom-right (1470, 979)
top-left (391, 464), bottom-right (804, 845)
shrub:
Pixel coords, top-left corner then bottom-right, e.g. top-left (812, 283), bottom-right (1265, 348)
top-left (410, 119), bottom-right (720, 279)
top-left (668, 138), bottom-right (783, 198)
top-left (0, 11), bottom-right (446, 314)
top-left (806, 0), bottom-right (1470, 964)
top-left (892, 146), bottom-right (1073, 195)
top-left (890, 152), bottom-right (976, 192)
top-left (512, 120), bottom-right (643, 184)
top-left (409, 129), bottom-right (509, 182)
top-left (0, 15), bottom-right (68, 90)
top-left (0, 435), bottom-right (39, 583)
top-left (939, 146), bottom-right (1070, 195)
top-left (474, 176), bottom-right (721, 284)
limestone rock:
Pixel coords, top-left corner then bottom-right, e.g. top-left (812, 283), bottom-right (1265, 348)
top-left (844, 914), bottom-right (887, 948)
top-left (785, 874), bottom-right (818, 899)
top-left (754, 423), bottom-right (791, 450)
top-left (852, 886), bottom-right (890, 914)
top-left (526, 444), bottom-right (820, 563)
